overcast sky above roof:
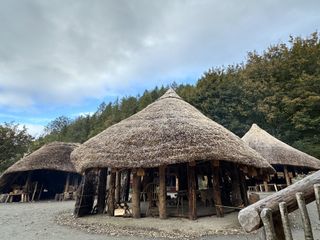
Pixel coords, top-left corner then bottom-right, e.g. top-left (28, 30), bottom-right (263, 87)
top-left (0, 0), bottom-right (319, 136)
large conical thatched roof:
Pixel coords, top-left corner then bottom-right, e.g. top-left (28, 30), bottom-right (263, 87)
top-left (242, 124), bottom-right (320, 169)
top-left (71, 89), bottom-right (274, 173)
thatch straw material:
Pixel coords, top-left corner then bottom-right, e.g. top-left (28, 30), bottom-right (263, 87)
top-left (71, 89), bottom-right (274, 173)
top-left (242, 124), bottom-right (320, 169)
top-left (1, 142), bottom-right (79, 176)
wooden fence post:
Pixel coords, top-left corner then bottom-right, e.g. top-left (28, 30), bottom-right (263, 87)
top-left (296, 192), bottom-right (314, 240)
top-left (279, 202), bottom-right (293, 240)
top-left (260, 208), bottom-right (276, 240)
top-left (314, 184), bottom-right (320, 220)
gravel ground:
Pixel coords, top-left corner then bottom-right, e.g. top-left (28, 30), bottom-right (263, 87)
top-left (1, 201), bottom-right (320, 239)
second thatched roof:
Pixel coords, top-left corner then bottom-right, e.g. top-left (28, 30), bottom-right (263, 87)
top-left (1, 141), bottom-right (80, 176)
top-left (242, 124), bottom-right (320, 169)
top-left (71, 89), bottom-right (274, 173)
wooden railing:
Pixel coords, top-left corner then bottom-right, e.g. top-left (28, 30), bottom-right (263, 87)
top-left (238, 170), bottom-right (320, 240)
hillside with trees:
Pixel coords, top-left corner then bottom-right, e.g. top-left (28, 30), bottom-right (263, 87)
top-left (1, 32), bottom-right (319, 173)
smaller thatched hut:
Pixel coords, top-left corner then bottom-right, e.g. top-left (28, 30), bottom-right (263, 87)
top-left (242, 124), bottom-right (320, 190)
top-left (0, 142), bottom-right (81, 202)
top-left (71, 89), bottom-right (274, 220)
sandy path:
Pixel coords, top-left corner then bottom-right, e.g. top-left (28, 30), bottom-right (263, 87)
top-left (1, 201), bottom-right (320, 239)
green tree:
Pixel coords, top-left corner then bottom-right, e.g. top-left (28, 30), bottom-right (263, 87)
top-left (0, 123), bottom-right (33, 173)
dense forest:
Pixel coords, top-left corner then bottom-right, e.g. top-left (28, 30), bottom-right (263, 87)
top-left (1, 32), bottom-right (319, 173)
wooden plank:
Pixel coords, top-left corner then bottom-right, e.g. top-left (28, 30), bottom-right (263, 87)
top-left (187, 163), bottom-right (197, 220)
top-left (296, 192), bottom-right (314, 240)
top-left (107, 170), bottom-right (116, 216)
top-left (159, 165), bottom-right (167, 219)
top-left (238, 170), bottom-right (320, 233)
top-left (97, 168), bottom-right (107, 214)
top-left (211, 161), bottom-right (223, 217)
top-left (132, 169), bottom-right (141, 218)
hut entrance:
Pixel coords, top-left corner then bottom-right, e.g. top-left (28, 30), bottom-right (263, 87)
top-left (1, 170), bottom-right (81, 202)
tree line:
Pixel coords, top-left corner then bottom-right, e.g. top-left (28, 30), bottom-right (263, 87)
top-left (1, 32), bottom-right (319, 173)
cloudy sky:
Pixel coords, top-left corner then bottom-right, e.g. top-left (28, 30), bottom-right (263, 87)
top-left (0, 0), bottom-right (319, 137)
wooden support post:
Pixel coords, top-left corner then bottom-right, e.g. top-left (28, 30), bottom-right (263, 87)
top-left (284, 166), bottom-right (291, 186)
top-left (159, 165), bottom-right (167, 219)
top-left (97, 168), bottom-right (107, 214)
top-left (314, 184), bottom-right (320, 220)
top-left (74, 170), bottom-right (95, 217)
top-left (187, 162), bottom-right (197, 220)
top-left (264, 181), bottom-right (269, 192)
top-left (132, 169), bottom-right (141, 218)
top-left (296, 192), bottom-right (314, 240)
top-left (24, 172), bottom-right (32, 202)
top-left (279, 202), bottom-right (293, 240)
top-left (31, 182), bottom-right (38, 202)
top-left (239, 170), bottom-right (249, 206)
top-left (37, 184), bottom-right (43, 201)
top-left (211, 161), bottom-right (224, 217)
top-left (64, 173), bottom-right (70, 193)
top-left (260, 208), bottom-right (277, 240)
top-left (107, 170), bottom-right (116, 216)
top-left (231, 164), bottom-right (243, 206)
top-left (120, 170), bottom-right (131, 202)
top-left (115, 171), bottom-right (121, 204)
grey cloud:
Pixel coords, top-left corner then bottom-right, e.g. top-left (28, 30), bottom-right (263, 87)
top-left (0, 0), bottom-right (319, 110)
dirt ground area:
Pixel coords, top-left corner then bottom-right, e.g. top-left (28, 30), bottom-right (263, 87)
top-left (1, 201), bottom-right (320, 239)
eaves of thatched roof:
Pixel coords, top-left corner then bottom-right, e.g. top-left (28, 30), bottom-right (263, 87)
top-left (71, 89), bottom-right (274, 173)
top-left (242, 124), bottom-right (320, 169)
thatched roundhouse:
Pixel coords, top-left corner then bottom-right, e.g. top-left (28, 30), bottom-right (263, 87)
top-left (0, 142), bottom-right (81, 202)
top-left (72, 89), bottom-right (274, 219)
top-left (242, 124), bottom-right (320, 188)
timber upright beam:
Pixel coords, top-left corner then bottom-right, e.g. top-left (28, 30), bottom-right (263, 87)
top-left (115, 171), bottom-right (121, 204)
top-left (64, 173), bottom-right (70, 193)
top-left (97, 168), bottom-right (107, 214)
top-left (159, 165), bottom-right (167, 219)
top-left (132, 169), bottom-right (141, 218)
top-left (239, 170), bottom-right (249, 206)
top-left (284, 166), bottom-right (291, 186)
top-left (231, 164), bottom-right (243, 206)
top-left (24, 171), bottom-right (32, 202)
top-left (107, 170), bottom-right (116, 216)
top-left (211, 161), bottom-right (224, 217)
top-left (187, 162), bottom-right (197, 220)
